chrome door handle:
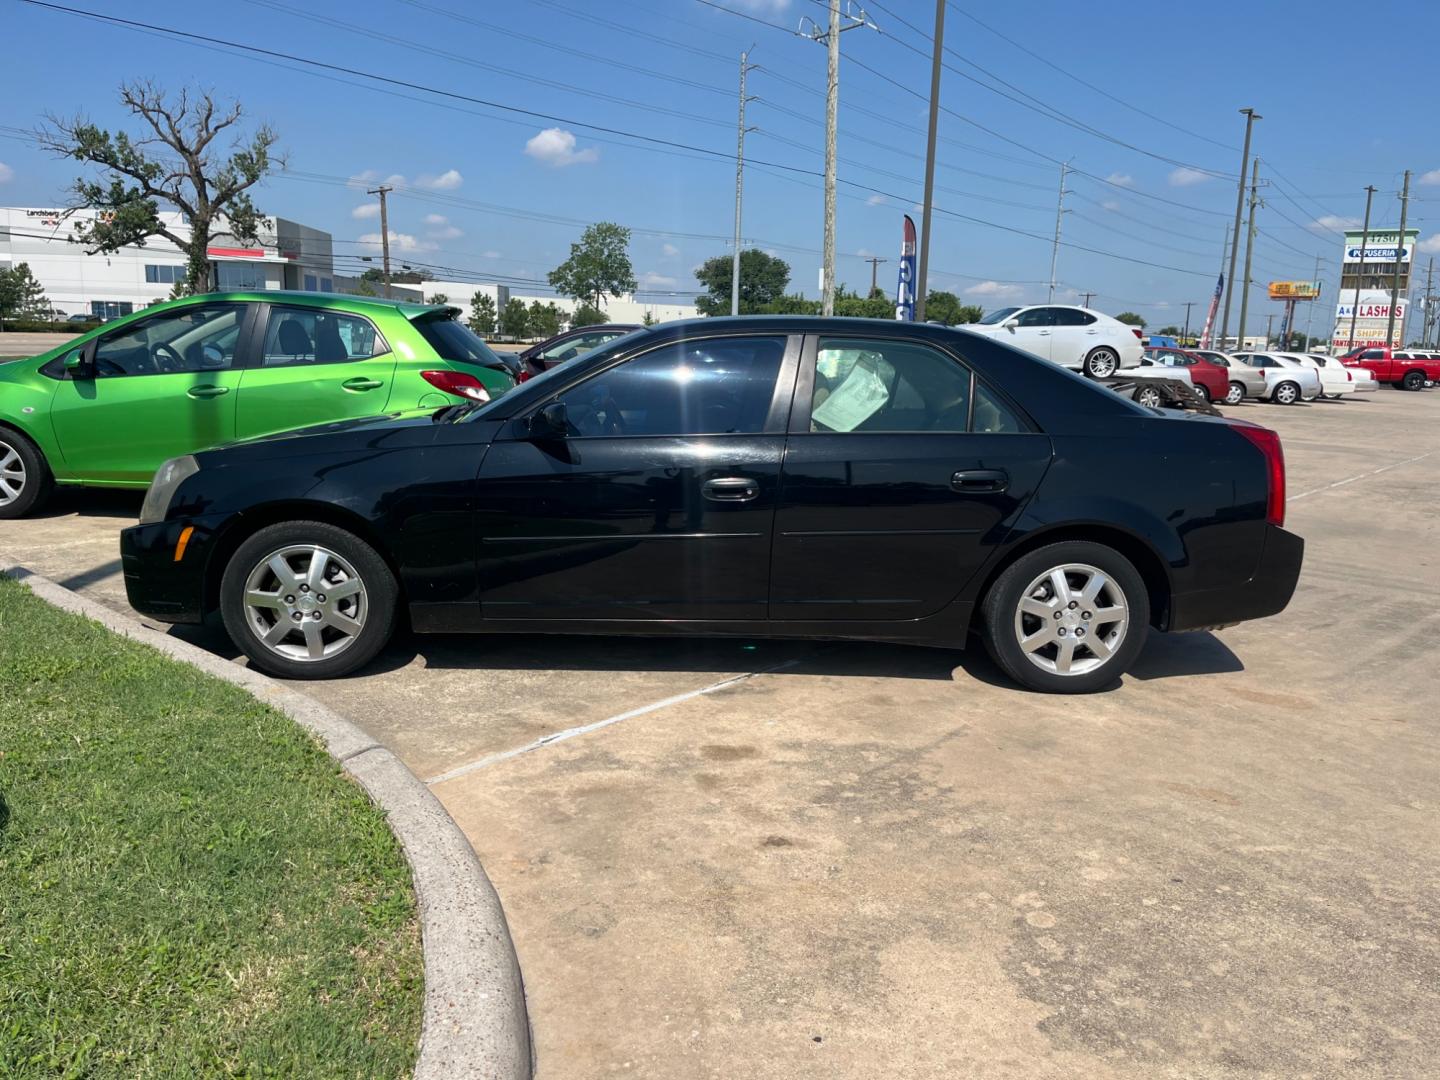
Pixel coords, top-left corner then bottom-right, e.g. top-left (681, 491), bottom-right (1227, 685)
top-left (342, 377), bottom-right (384, 391)
top-left (951, 468), bottom-right (1009, 493)
top-left (703, 477), bottom-right (759, 502)
top-left (186, 384), bottom-right (229, 399)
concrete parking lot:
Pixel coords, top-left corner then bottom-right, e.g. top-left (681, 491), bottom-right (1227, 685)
top-left (3, 390), bottom-right (1437, 1078)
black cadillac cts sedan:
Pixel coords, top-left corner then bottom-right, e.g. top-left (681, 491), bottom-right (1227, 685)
top-left (121, 317), bottom-right (1303, 694)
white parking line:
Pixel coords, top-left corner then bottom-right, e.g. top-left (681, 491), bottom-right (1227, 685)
top-left (424, 659), bottom-right (801, 786)
top-left (1291, 450), bottom-right (1437, 501)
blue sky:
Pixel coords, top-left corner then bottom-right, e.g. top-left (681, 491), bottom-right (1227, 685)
top-left (3, 0), bottom-right (1437, 325)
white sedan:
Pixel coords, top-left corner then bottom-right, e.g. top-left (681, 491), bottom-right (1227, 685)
top-left (1279, 352), bottom-right (1354, 397)
top-left (1304, 353), bottom-right (1377, 395)
top-left (1231, 353), bottom-right (1323, 404)
top-left (962, 305), bottom-right (1143, 378)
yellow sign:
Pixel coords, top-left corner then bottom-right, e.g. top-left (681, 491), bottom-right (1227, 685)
top-left (1268, 280), bottom-right (1322, 300)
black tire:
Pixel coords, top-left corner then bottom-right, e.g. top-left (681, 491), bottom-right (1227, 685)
top-left (1083, 347), bottom-right (1120, 379)
top-left (982, 540), bottom-right (1151, 694)
top-left (1134, 385), bottom-right (1162, 408)
top-left (1192, 383), bottom-right (1211, 403)
top-left (0, 427), bottom-right (55, 520)
top-left (1225, 381), bottom-right (1246, 405)
top-left (220, 520), bottom-right (399, 680)
top-left (1402, 369), bottom-right (1425, 391)
top-left (1272, 380), bottom-right (1300, 405)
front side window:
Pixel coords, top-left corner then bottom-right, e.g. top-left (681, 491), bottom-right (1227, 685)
top-left (810, 337), bottom-right (1009, 434)
top-left (549, 335), bottom-right (785, 437)
top-left (976, 306), bottom-right (1021, 326)
top-left (259, 307), bottom-right (387, 367)
top-left (1015, 308), bottom-right (1056, 328)
top-left (91, 304), bottom-right (245, 377)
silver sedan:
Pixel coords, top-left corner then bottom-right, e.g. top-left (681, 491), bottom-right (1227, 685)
top-left (1191, 349), bottom-right (1265, 405)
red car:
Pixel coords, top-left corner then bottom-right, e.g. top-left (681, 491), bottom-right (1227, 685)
top-left (1142, 347), bottom-right (1229, 404)
top-left (1337, 347), bottom-right (1440, 390)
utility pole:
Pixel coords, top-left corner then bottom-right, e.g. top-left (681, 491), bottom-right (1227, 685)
top-left (1347, 185), bottom-right (1376, 351)
top-left (1385, 169), bottom-right (1411, 350)
top-left (913, 0), bottom-right (944, 321)
top-left (1081, 291), bottom-right (1094, 308)
top-left (806, 1), bottom-right (872, 316)
top-left (865, 255), bottom-right (888, 295)
top-left (1235, 157), bottom-right (1261, 352)
top-left (1264, 313), bottom-right (1275, 347)
top-left (731, 49), bottom-right (757, 317)
top-left (1424, 257), bottom-right (1435, 346)
top-left (1220, 108), bottom-right (1260, 351)
top-left (1182, 301), bottom-right (1194, 343)
top-left (1303, 254), bottom-right (1322, 349)
top-left (367, 184), bottom-right (393, 299)
top-left (1047, 161), bottom-right (1071, 303)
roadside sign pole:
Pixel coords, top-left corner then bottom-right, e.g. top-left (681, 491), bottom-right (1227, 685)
top-left (1347, 186), bottom-right (1376, 350)
top-left (1385, 170), bottom-right (1411, 349)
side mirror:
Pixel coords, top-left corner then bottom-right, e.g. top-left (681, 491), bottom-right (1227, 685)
top-left (64, 351), bottom-right (93, 378)
top-left (1002, 318), bottom-right (1019, 331)
top-left (529, 401), bottom-right (569, 440)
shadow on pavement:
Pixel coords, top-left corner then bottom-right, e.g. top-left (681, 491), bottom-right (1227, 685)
top-left (1127, 628), bottom-right (1243, 680)
top-left (33, 488), bottom-right (144, 520)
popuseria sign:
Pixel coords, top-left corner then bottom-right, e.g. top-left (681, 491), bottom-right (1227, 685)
top-left (1342, 229), bottom-right (1418, 264)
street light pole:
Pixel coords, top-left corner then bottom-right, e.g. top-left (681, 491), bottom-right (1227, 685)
top-left (1219, 108), bottom-right (1260, 351)
top-left (913, 0), bottom-right (945, 321)
top-left (1346, 185), bottom-right (1376, 351)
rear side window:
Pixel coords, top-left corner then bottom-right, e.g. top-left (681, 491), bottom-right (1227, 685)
top-left (1052, 308), bottom-right (1096, 326)
top-left (260, 307), bottom-right (387, 367)
top-left (415, 316), bottom-right (506, 366)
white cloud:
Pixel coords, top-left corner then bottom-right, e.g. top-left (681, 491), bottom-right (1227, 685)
top-left (481, 249), bottom-right (502, 259)
top-left (1101, 199), bottom-right (1121, 211)
top-left (661, 243), bottom-right (680, 257)
top-left (524, 128), bottom-right (599, 168)
top-left (965, 280), bottom-right (1023, 299)
top-left (1105, 172), bottom-right (1134, 187)
top-left (423, 213), bottom-right (448, 225)
top-left (1309, 214), bottom-right (1361, 232)
top-left (357, 230), bottom-right (436, 254)
top-left (1418, 233), bottom-right (1440, 254)
top-left (416, 168), bottom-right (463, 190)
top-left (1168, 167), bottom-right (1211, 187)
top-left (856, 247), bottom-right (875, 258)
top-left (731, 0), bottom-right (790, 11)
top-left (639, 271), bottom-right (677, 289)
top-left (0, 162), bottom-right (13, 184)
top-left (351, 202), bottom-right (381, 220)
top-left (866, 194), bottom-right (887, 206)
top-left (347, 169), bottom-right (406, 190)
top-left (428, 225), bottom-right (463, 241)
top-left (1418, 169), bottom-right (1440, 186)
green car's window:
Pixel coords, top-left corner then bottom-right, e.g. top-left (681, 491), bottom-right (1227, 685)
top-left (259, 307), bottom-right (388, 367)
top-left (91, 304), bottom-right (247, 377)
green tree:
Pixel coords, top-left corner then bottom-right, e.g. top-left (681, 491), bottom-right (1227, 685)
top-left (467, 291), bottom-right (497, 335)
top-left (39, 81), bottom-right (280, 297)
top-left (1157, 325), bottom-right (1181, 337)
top-left (528, 300), bottom-right (563, 339)
top-left (760, 293), bottom-right (822, 315)
top-left (693, 249), bottom-right (791, 315)
top-left (833, 286), bottom-right (894, 319)
top-left (1115, 311), bottom-right (1146, 327)
top-left (0, 263), bottom-right (51, 328)
top-left (548, 222), bottom-right (636, 311)
top-left (642, 309), bottom-right (657, 327)
top-left (429, 293), bottom-right (449, 306)
top-left (499, 297), bottom-right (531, 339)
top-left (922, 290), bottom-right (980, 325)
top-left (360, 267), bottom-right (432, 286)
top-left (569, 303), bottom-right (609, 328)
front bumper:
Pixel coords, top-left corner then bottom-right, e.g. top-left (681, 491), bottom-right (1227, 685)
top-left (120, 513), bottom-right (229, 624)
top-left (1167, 524), bottom-right (1304, 633)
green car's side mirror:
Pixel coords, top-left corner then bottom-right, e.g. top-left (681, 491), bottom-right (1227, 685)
top-left (64, 351), bottom-right (93, 378)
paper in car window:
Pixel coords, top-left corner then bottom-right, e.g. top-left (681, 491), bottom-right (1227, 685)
top-left (813, 356), bottom-right (890, 431)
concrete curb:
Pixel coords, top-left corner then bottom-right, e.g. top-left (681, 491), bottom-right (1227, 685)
top-left (0, 556), bottom-right (533, 1080)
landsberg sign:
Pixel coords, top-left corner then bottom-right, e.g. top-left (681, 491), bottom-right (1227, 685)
top-left (1268, 280), bottom-right (1321, 300)
top-left (1342, 229), bottom-right (1418, 264)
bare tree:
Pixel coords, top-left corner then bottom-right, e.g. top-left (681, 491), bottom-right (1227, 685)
top-left (38, 81), bottom-right (281, 296)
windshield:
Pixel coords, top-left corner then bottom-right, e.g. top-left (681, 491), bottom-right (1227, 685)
top-left (976, 306), bottom-right (1022, 326)
top-left (414, 314), bottom-right (507, 367)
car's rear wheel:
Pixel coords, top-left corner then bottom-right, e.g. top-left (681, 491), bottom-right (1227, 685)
top-left (1134, 385), bottom-right (1163, 408)
top-left (1272, 380), bottom-right (1300, 405)
top-left (1402, 369), bottom-right (1426, 391)
top-left (220, 520), bottom-right (398, 679)
top-left (982, 541), bottom-right (1150, 694)
top-left (1225, 381), bottom-right (1246, 405)
top-left (0, 429), bottom-right (54, 520)
top-left (1192, 383), bottom-right (1211, 403)
top-left (1083, 347), bottom-right (1119, 379)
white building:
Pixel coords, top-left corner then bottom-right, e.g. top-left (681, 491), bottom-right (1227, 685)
top-left (364, 279), bottom-right (697, 329)
top-left (0, 207), bottom-right (336, 320)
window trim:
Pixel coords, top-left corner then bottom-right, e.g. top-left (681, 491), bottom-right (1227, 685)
top-left (789, 332), bottom-right (1036, 436)
top-left (249, 302), bottom-right (391, 369)
top-left (81, 302), bottom-right (258, 379)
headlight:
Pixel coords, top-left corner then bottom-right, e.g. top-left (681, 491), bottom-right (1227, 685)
top-left (139, 455), bottom-right (200, 524)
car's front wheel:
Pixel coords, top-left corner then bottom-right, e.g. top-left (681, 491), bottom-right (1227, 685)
top-left (1083, 347), bottom-right (1120, 379)
top-left (1225, 381), bottom-right (1246, 405)
top-left (1272, 380), bottom-right (1300, 405)
top-left (220, 520), bottom-right (399, 679)
top-left (981, 541), bottom-right (1151, 694)
top-left (0, 428), bottom-right (54, 520)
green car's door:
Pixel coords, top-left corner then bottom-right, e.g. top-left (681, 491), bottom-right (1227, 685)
top-left (234, 304), bottom-right (399, 439)
top-left (48, 302), bottom-right (252, 483)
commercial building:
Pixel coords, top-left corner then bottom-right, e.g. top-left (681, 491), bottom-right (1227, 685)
top-left (0, 207), bottom-right (336, 320)
top-left (373, 279), bottom-right (698, 329)
top-left (1329, 227), bottom-right (1419, 350)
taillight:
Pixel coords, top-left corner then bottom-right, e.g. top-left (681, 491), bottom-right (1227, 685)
top-left (1346, 370), bottom-right (1353, 381)
top-left (420, 369), bottom-right (491, 402)
top-left (1229, 421), bottom-right (1285, 527)
top-left (1131, 328), bottom-right (1144, 340)
top-left (516, 368), bottom-right (532, 382)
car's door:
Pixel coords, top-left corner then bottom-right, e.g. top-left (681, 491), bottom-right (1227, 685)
top-left (48, 302), bottom-right (253, 482)
top-left (769, 333), bottom-right (1052, 621)
top-left (1048, 307), bottom-right (1097, 368)
top-left (1007, 306), bottom-right (1056, 362)
top-left (474, 332), bottom-right (798, 621)
top-left (233, 304), bottom-right (399, 440)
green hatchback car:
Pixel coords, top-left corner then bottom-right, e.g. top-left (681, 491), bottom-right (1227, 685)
top-left (0, 291), bottom-right (515, 517)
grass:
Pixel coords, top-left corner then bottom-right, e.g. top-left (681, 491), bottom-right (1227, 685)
top-left (0, 575), bottom-right (423, 1077)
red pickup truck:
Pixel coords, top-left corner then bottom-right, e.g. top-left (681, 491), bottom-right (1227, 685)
top-left (1337, 347), bottom-right (1440, 390)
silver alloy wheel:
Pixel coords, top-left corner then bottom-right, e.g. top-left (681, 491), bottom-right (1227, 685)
top-left (1013, 562), bottom-right (1129, 677)
top-left (1086, 349), bottom-right (1118, 378)
top-left (1273, 381), bottom-right (1299, 404)
top-left (241, 544), bottom-right (367, 662)
top-left (1135, 386), bottom-right (1162, 408)
top-left (1192, 383), bottom-right (1210, 403)
top-left (0, 439), bottom-right (26, 507)
top-left (1226, 381), bottom-right (1245, 405)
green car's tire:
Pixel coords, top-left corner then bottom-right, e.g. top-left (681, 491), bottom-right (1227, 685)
top-left (0, 427), bottom-right (55, 519)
